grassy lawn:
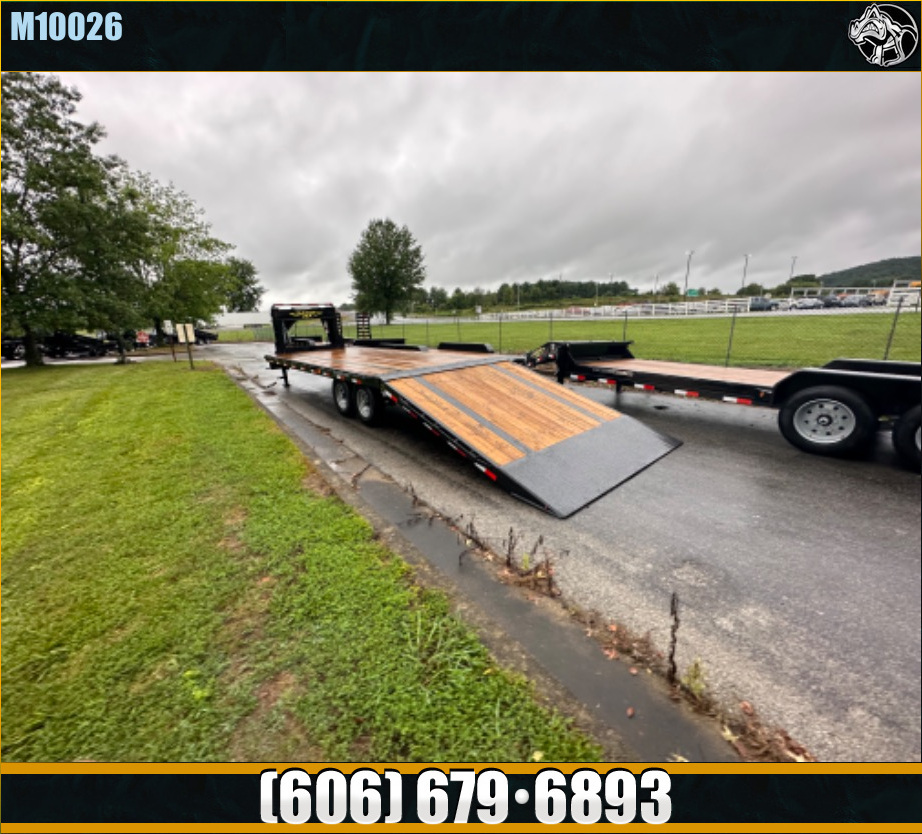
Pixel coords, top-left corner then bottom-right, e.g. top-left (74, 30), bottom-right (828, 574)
top-left (1, 362), bottom-right (600, 762)
top-left (219, 311), bottom-right (921, 368)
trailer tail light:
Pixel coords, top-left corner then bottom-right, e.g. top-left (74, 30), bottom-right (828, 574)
top-left (722, 396), bottom-right (754, 406)
top-left (475, 463), bottom-right (498, 481)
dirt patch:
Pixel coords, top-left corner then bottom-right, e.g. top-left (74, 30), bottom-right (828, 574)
top-left (219, 506), bottom-right (249, 554)
top-left (228, 671), bottom-right (326, 763)
top-left (303, 469), bottom-right (336, 497)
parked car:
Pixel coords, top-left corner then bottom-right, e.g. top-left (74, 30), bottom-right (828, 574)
top-left (2, 336), bottom-right (26, 360)
top-left (194, 328), bottom-right (218, 345)
top-left (748, 297), bottom-right (779, 312)
top-left (792, 297), bottom-right (824, 310)
top-left (42, 331), bottom-right (113, 358)
top-left (841, 294), bottom-right (872, 307)
top-left (820, 295), bottom-right (842, 308)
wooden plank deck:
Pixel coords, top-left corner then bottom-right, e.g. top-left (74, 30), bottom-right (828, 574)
top-left (389, 361), bottom-right (619, 465)
top-left (388, 376), bottom-right (526, 467)
top-left (580, 358), bottom-right (790, 388)
top-left (272, 348), bottom-right (636, 472)
top-left (269, 347), bottom-right (680, 515)
top-left (274, 346), bottom-right (500, 377)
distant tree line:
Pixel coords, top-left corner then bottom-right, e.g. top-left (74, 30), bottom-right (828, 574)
top-left (2, 72), bottom-right (265, 365)
top-left (396, 278), bottom-right (639, 314)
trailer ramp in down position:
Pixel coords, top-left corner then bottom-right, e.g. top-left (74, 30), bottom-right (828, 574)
top-left (267, 304), bottom-right (680, 518)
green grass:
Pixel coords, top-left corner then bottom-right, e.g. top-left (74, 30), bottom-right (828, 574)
top-left (219, 311), bottom-right (920, 368)
top-left (1, 362), bottom-right (600, 762)
top-left (367, 312), bottom-right (921, 367)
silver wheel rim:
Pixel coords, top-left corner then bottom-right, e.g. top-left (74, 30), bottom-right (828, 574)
top-left (356, 388), bottom-right (373, 419)
top-left (792, 398), bottom-right (856, 444)
top-left (334, 382), bottom-right (350, 411)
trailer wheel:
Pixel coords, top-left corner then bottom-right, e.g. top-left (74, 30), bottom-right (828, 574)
top-left (332, 379), bottom-right (355, 417)
top-left (778, 386), bottom-right (876, 456)
top-left (892, 404), bottom-right (921, 469)
top-left (355, 386), bottom-right (384, 425)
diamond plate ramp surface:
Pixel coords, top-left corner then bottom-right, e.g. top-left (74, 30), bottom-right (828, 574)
top-left (501, 415), bottom-right (680, 517)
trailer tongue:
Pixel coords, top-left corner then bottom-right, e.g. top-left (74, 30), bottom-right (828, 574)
top-left (266, 304), bottom-right (680, 517)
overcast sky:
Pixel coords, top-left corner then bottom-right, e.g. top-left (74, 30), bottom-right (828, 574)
top-left (56, 72), bottom-right (921, 307)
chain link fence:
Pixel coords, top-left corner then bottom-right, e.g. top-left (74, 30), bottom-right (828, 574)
top-left (360, 302), bottom-right (920, 368)
top-left (219, 302), bottom-right (920, 369)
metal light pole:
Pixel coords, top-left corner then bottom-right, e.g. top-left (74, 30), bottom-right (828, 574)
top-left (683, 250), bottom-right (695, 311)
top-left (789, 255), bottom-right (798, 281)
top-left (741, 253), bottom-right (751, 291)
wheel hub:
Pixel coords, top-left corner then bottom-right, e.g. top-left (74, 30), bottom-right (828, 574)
top-left (792, 399), bottom-right (856, 444)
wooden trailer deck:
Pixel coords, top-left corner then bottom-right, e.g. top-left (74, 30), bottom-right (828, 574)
top-left (268, 345), bottom-right (681, 517)
top-left (579, 358), bottom-right (791, 388)
top-left (389, 361), bottom-right (619, 467)
top-left (272, 346), bottom-right (507, 377)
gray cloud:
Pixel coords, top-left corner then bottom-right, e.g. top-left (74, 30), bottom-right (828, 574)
top-left (57, 72), bottom-right (921, 305)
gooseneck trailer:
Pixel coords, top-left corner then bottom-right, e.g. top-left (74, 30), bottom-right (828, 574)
top-left (527, 340), bottom-right (921, 468)
top-left (265, 304), bottom-right (680, 517)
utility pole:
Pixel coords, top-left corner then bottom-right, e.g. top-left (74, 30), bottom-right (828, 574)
top-left (741, 253), bottom-right (751, 291)
top-left (789, 255), bottom-right (798, 281)
top-left (683, 250), bottom-right (695, 311)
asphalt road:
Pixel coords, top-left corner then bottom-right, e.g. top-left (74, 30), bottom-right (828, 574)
top-left (208, 342), bottom-right (920, 762)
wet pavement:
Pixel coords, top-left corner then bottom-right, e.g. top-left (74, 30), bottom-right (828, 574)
top-left (10, 345), bottom-right (918, 762)
top-left (206, 342), bottom-right (921, 763)
top-left (221, 350), bottom-right (740, 762)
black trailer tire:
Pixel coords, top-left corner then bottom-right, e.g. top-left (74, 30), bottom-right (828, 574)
top-left (332, 379), bottom-right (356, 417)
top-left (355, 385), bottom-right (384, 426)
top-left (892, 404), bottom-right (921, 469)
top-left (777, 385), bottom-right (876, 456)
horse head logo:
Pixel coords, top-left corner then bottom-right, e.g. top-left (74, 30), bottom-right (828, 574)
top-left (848, 4), bottom-right (918, 66)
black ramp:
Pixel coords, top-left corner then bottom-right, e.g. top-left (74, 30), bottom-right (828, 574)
top-left (500, 415), bottom-right (681, 518)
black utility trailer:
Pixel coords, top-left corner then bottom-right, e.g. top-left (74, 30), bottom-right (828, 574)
top-left (527, 340), bottom-right (921, 468)
top-left (265, 305), bottom-right (681, 517)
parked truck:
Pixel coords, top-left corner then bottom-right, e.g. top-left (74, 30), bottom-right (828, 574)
top-left (526, 340), bottom-right (921, 468)
top-left (265, 304), bottom-right (680, 517)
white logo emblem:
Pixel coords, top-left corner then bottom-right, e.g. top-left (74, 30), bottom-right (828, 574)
top-left (848, 4), bottom-right (918, 66)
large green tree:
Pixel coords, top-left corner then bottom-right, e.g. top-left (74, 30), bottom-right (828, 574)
top-left (2, 71), bottom-right (261, 362)
top-left (223, 256), bottom-right (264, 312)
top-left (121, 170), bottom-right (233, 340)
top-left (2, 72), bottom-right (152, 364)
top-left (348, 218), bottom-right (426, 324)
